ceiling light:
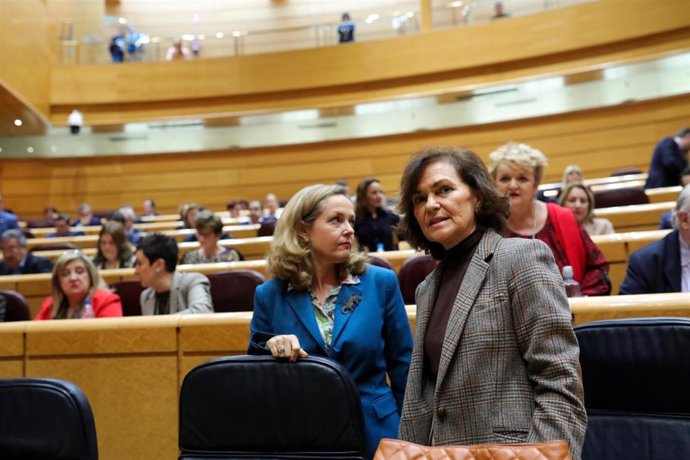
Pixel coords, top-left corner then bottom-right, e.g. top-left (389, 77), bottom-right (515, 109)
top-left (27, 147), bottom-right (34, 153)
top-left (14, 119), bottom-right (22, 127)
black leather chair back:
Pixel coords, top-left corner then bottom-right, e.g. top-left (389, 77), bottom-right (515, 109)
top-left (397, 254), bottom-right (437, 304)
top-left (29, 243), bottom-right (79, 252)
top-left (110, 280), bottom-right (144, 316)
top-left (592, 186), bottom-right (649, 208)
top-left (575, 318), bottom-right (690, 459)
top-left (179, 355), bottom-right (366, 459)
top-left (0, 378), bottom-right (98, 459)
top-left (0, 290), bottom-right (30, 321)
top-left (206, 270), bottom-right (265, 312)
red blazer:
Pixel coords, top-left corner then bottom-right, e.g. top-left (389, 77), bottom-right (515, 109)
top-left (35, 289), bottom-right (123, 320)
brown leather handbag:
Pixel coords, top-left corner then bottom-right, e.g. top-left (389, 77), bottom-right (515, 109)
top-left (373, 438), bottom-right (572, 460)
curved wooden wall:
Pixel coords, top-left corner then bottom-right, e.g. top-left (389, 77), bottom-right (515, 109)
top-left (3, 92), bottom-right (689, 219)
top-left (49, 0), bottom-right (690, 125)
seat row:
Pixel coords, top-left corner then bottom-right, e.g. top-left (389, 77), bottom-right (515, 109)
top-left (0, 228), bottom-right (676, 318)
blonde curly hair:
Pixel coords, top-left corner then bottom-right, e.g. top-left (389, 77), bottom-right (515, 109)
top-left (487, 142), bottom-right (549, 184)
top-left (267, 184), bottom-right (366, 291)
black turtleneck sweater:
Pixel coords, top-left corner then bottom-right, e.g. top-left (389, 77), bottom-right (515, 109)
top-left (424, 228), bottom-right (485, 379)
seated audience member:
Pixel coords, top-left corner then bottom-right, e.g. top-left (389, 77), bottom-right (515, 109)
top-left (93, 221), bottom-right (135, 269)
top-left (489, 142), bottom-right (611, 296)
top-left (35, 251), bottom-right (123, 320)
top-left (248, 200), bottom-right (265, 225)
top-left (73, 203), bottom-right (101, 227)
top-left (181, 204), bottom-right (202, 242)
top-left (134, 233), bottom-right (213, 315)
top-left (559, 183), bottom-right (614, 236)
top-left (659, 167), bottom-right (690, 229)
top-left (354, 177), bottom-right (401, 252)
top-left (48, 214), bottom-right (85, 237)
top-left (0, 203), bottom-right (19, 235)
top-left (142, 198), bottom-right (158, 217)
top-left (620, 184), bottom-right (690, 294)
top-left (111, 207), bottom-right (143, 245)
top-left (645, 127), bottom-right (690, 189)
top-left (226, 200), bottom-right (249, 224)
top-left (562, 164), bottom-right (584, 187)
top-left (0, 229), bottom-right (54, 275)
top-left (264, 193), bottom-right (281, 221)
top-left (44, 206), bottom-right (59, 222)
top-left (181, 211), bottom-right (241, 264)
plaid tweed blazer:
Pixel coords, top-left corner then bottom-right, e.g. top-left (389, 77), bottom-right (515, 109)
top-left (398, 230), bottom-right (587, 460)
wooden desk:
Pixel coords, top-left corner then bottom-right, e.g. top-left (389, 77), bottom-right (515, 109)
top-left (646, 186), bottom-right (681, 204)
top-left (594, 201), bottom-right (674, 232)
top-left (0, 291), bottom-right (688, 459)
top-left (570, 293), bottom-right (690, 325)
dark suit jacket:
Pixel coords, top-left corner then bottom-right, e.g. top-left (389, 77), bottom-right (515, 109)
top-left (645, 137), bottom-right (688, 189)
top-left (249, 265), bottom-right (413, 459)
top-left (0, 253), bottom-right (54, 276)
top-left (619, 230), bottom-right (681, 294)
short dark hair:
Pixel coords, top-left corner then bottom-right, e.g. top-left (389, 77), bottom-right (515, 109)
top-left (195, 210), bottom-right (223, 235)
top-left (136, 233), bottom-right (178, 272)
top-left (398, 146), bottom-right (509, 258)
top-left (676, 127), bottom-right (690, 138)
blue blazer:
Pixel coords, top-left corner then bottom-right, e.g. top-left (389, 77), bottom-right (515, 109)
top-left (619, 230), bottom-right (681, 294)
top-left (249, 265), bottom-right (413, 459)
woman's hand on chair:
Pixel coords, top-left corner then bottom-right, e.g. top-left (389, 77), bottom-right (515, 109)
top-left (266, 335), bottom-right (308, 363)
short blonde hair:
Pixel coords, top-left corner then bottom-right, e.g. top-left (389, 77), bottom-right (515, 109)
top-left (562, 164), bottom-right (583, 186)
top-left (487, 142), bottom-right (548, 184)
top-left (267, 184), bottom-right (366, 291)
top-left (50, 251), bottom-right (102, 319)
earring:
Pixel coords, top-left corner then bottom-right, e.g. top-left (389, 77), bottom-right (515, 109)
top-left (475, 202), bottom-right (481, 214)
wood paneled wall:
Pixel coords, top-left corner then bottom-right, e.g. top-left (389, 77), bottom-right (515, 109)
top-left (3, 93), bottom-right (689, 219)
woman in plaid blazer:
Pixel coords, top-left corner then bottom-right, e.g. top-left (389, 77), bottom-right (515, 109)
top-left (396, 147), bottom-right (587, 459)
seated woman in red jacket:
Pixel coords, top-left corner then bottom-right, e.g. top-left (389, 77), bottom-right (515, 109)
top-left (35, 251), bottom-right (123, 320)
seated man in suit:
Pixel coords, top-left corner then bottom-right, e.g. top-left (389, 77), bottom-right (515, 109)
top-left (47, 214), bottom-right (85, 238)
top-left (0, 229), bottom-right (54, 275)
top-left (134, 233), bottom-right (213, 315)
top-left (620, 184), bottom-right (690, 294)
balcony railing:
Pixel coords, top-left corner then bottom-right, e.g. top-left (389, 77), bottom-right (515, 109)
top-left (57, 0), bottom-right (595, 65)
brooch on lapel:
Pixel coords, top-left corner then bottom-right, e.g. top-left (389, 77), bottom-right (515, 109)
top-left (341, 294), bottom-right (361, 315)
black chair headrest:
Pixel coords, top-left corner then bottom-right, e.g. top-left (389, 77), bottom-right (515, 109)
top-left (575, 318), bottom-right (690, 413)
top-left (179, 355), bottom-right (365, 457)
top-left (0, 378), bottom-right (98, 459)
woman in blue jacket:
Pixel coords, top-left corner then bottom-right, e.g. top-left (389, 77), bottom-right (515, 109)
top-left (249, 183), bottom-right (413, 459)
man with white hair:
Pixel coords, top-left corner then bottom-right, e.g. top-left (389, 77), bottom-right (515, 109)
top-left (620, 184), bottom-right (690, 293)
